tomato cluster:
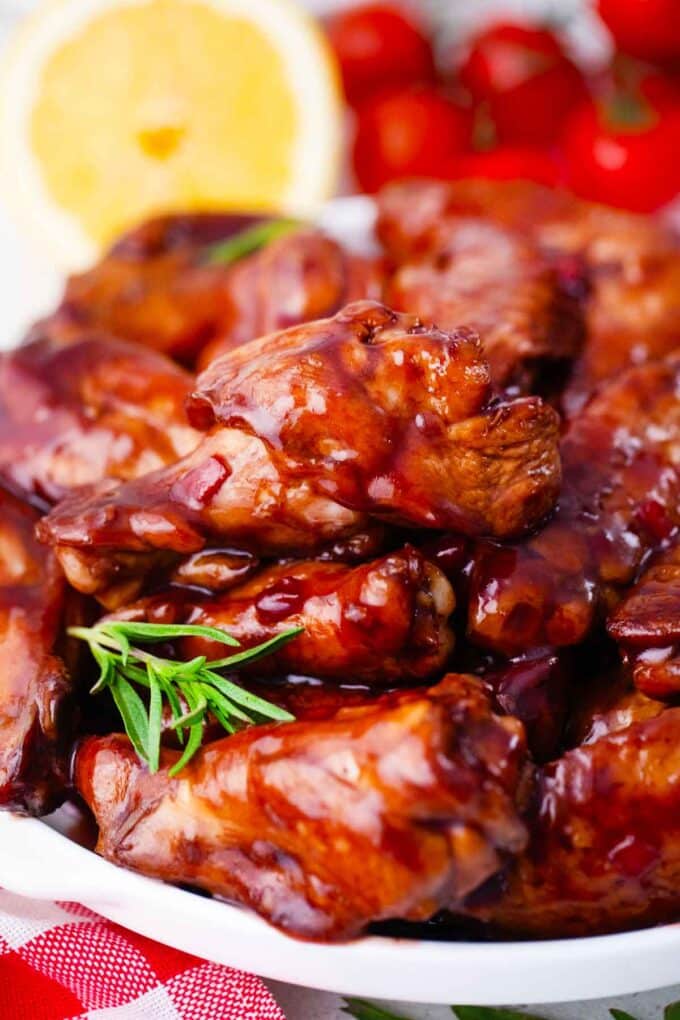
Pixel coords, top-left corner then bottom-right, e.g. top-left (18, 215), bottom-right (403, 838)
top-left (325, 1), bottom-right (680, 211)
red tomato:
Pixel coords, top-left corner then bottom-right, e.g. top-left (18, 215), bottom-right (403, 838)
top-left (459, 22), bottom-right (587, 145)
top-left (326, 3), bottom-right (435, 106)
top-left (446, 146), bottom-right (562, 187)
top-left (352, 85), bottom-right (473, 192)
top-left (562, 96), bottom-right (680, 211)
top-left (597, 0), bottom-right (680, 63)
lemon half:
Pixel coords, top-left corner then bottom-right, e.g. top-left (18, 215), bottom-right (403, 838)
top-left (1, 0), bottom-right (342, 268)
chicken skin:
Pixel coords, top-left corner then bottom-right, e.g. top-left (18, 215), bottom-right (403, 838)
top-left (0, 486), bottom-right (72, 814)
top-left (38, 302), bottom-right (561, 605)
top-left (377, 178), bottom-right (680, 413)
top-left (0, 332), bottom-right (199, 504)
top-left (465, 709), bottom-right (680, 937)
top-left (609, 540), bottom-right (680, 700)
top-left (58, 211), bottom-right (382, 365)
top-left (384, 217), bottom-right (584, 392)
top-left (467, 353), bottom-right (680, 656)
top-left (196, 228), bottom-right (384, 368)
top-left (57, 213), bottom-right (265, 361)
top-left (111, 547), bottom-right (455, 685)
top-left (75, 674), bottom-right (528, 941)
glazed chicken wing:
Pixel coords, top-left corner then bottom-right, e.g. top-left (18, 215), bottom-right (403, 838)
top-left (57, 213), bottom-right (263, 361)
top-left (196, 228), bottom-right (384, 367)
top-left (467, 353), bottom-right (680, 656)
top-left (383, 217), bottom-right (584, 392)
top-left (464, 708), bottom-right (680, 937)
top-left (38, 302), bottom-right (560, 605)
top-left (58, 212), bottom-right (382, 365)
top-left (609, 540), bottom-right (680, 700)
top-left (0, 486), bottom-right (72, 814)
top-left (377, 179), bottom-right (680, 413)
top-left (0, 332), bottom-right (199, 504)
top-left (111, 546), bottom-right (455, 684)
top-left (75, 674), bottom-right (528, 941)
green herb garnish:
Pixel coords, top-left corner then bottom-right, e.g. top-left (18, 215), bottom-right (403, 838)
top-left (205, 218), bottom-right (303, 266)
top-left (69, 620), bottom-right (301, 776)
top-left (610, 1011), bottom-right (640, 1020)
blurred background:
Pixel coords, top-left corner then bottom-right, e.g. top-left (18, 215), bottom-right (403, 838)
top-left (0, 0), bottom-right (678, 338)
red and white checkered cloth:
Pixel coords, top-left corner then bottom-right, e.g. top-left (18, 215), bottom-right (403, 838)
top-left (0, 889), bottom-right (286, 1019)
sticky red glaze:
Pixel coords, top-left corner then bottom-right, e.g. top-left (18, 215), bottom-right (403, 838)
top-left (38, 302), bottom-right (560, 606)
top-left (0, 333), bottom-right (199, 504)
top-left (376, 178), bottom-right (680, 415)
top-left (110, 546), bottom-right (455, 685)
top-left (609, 540), bottom-right (680, 699)
top-left (197, 230), bottom-right (385, 368)
top-left (61, 213), bottom-right (383, 366)
top-left (0, 486), bottom-right (72, 814)
top-left (467, 354), bottom-right (680, 656)
top-left (74, 674), bottom-right (528, 941)
top-left (464, 709), bottom-right (680, 936)
top-left (485, 652), bottom-right (569, 763)
top-left (190, 301), bottom-right (560, 534)
top-left (384, 217), bottom-right (584, 392)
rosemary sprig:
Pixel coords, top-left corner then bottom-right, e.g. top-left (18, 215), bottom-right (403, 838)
top-left (69, 620), bottom-right (302, 776)
top-left (204, 217), bottom-right (303, 265)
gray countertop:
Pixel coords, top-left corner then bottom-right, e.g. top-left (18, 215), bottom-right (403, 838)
top-left (268, 981), bottom-right (680, 1019)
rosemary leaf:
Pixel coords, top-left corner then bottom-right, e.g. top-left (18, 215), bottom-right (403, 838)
top-left (146, 662), bottom-right (164, 773)
top-left (104, 620), bottom-right (241, 648)
top-left (205, 218), bottom-right (302, 266)
top-left (203, 669), bottom-right (294, 721)
top-left (110, 676), bottom-right (150, 762)
top-left (68, 621), bottom-right (301, 773)
top-left (207, 626), bottom-right (304, 670)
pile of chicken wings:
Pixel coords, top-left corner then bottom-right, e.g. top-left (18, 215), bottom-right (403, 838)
top-left (3, 177), bottom-right (680, 943)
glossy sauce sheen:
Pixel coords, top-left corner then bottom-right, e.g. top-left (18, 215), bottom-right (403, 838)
top-left (609, 539), bottom-right (680, 698)
top-left (75, 674), bottom-right (527, 940)
top-left (0, 333), bottom-right (199, 504)
top-left (377, 178), bottom-right (680, 416)
top-left (0, 486), bottom-right (71, 813)
top-left (384, 216), bottom-right (584, 392)
top-left (467, 354), bottom-right (680, 655)
top-left (464, 709), bottom-right (680, 937)
top-left (38, 301), bottom-right (561, 606)
top-left (111, 546), bottom-right (455, 684)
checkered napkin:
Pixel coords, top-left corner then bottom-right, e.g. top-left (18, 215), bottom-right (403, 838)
top-left (0, 889), bottom-right (286, 1019)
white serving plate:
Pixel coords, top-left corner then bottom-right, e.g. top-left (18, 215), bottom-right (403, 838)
top-left (2, 195), bottom-right (680, 1005)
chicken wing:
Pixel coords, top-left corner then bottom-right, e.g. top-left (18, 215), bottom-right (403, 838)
top-left (59, 212), bottom-right (383, 365)
top-left (38, 302), bottom-right (561, 605)
top-left (464, 709), bottom-right (680, 937)
top-left (0, 332), bottom-right (199, 504)
top-left (0, 486), bottom-right (71, 814)
top-left (383, 217), bottom-right (584, 392)
top-left (377, 179), bottom-right (680, 413)
top-left (608, 540), bottom-right (680, 700)
top-left (74, 674), bottom-right (528, 940)
top-left (467, 353), bottom-right (680, 656)
top-left (196, 228), bottom-right (384, 368)
top-left (111, 546), bottom-right (455, 685)
top-left (58, 213), bottom-right (264, 361)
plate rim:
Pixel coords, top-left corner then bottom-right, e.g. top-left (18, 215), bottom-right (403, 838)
top-left (2, 810), bottom-right (680, 1005)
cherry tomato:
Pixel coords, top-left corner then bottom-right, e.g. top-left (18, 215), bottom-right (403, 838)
top-left (445, 146), bottom-right (562, 187)
top-left (352, 85), bottom-right (473, 193)
top-left (326, 3), bottom-right (435, 106)
top-left (562, 95), bottom-right (680, 211)
top-left (597, 0), bottom-right (680, 64)
top-left (458, 22), bottom-right (587, 145)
